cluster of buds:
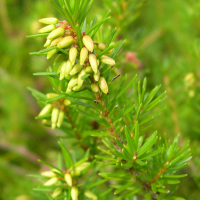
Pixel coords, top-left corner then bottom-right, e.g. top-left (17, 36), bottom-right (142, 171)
top-left (38, 17), bottom-right (116, 95)
top-left (41, 162), bottom-right (97, 199)
top-left (38, 93), bottom-right (71, 129)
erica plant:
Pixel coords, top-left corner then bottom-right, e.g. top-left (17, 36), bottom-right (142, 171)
top-left (27, 1), bottom-right (191, 200)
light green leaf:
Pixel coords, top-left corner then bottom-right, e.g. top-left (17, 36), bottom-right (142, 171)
top-left (114, 181), bottom-right (134, 195)
top-left (138, 131), bottom-right (157, 157)
top-left (58, 141), bottom-right (73, 169)
top-left (125, 126), bottom-right (135, 154)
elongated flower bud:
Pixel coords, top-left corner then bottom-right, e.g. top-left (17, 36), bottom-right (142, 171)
top-left (99, 77), bottom-right (108, 94)
top-left (38, 25), bottom-right (56, 33)
top-left (71, 187), bottom-right (79, 200)
top-left (64, 60), bottom-right (73, 77)
top-left (69, 47), bottom-right (78, 65)
top-left (39, 104), bottom-right (52, 116)
top-left (64, 173), bottom-right (72, 187)
top-left (98, 43), bottom-right (106, 51)
top-left (57, 111), bottom-right (65, 128)
top-left (39, 17), bottom-right (58, 25)
top-left (47, 27), bottom-right (65, 40)
top-left (57, 61), bottom-right (66, 74)
top-left (75, 162), bottom-right (90, 172)
top-left (44, 39), bottom-right (51, 48)
top-left (51, 108), bottom-right (59, 124)
top-left (52, 123), bottom-right (56, 129)
top-left (64, 99), bottom-right (71, 106)
top-left (57, 36), bottom-right (74, 49)
top-left (78, 69), bottom-right (86, 86)
top-left (41, 171), bottom-right (56, 178)
top-left (84, 190), bottom-right (97, 200)
top-left (100, 55), bottom-right (115, 65)
top-left (46, 93), bottom-right (59, 99)
top-left (66, 88), bottom-right (72, 93)
top-left (50, 37), bottom-right (63, 46)
top-left (60, 63), bottom-right (66, 80)
top-left (52, 188), bottom-right (62, 198)
top-left (93, 70), bottom-right (100, 82)
top-left (83, 35), bottom-right (94, 52)
top-left (89, 54), bottom-right (98, 73)
top-left (85, 66), bottom-right (93, 73)
top-left (52, 168), bottom-right (61, 174)
top-left (68, 76), bottom-right (78, 89)
top-left (69, 63), bottom-right (83, 76)
top-left (70, 170), bottom-right (81, 177)
top-left (44, 177), bottom-right (58, 186)
top-left (91, 84), bottom-right (99, 93)
top-left (47, 49), bottom-right (58, 59)
top-left (73, 84), bottom-right (85, 92)
top-left (80, 47), bottom-right (88, 65)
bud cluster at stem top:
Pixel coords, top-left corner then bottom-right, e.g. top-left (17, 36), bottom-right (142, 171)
top-left (38, 17), bottom-right (116, 95)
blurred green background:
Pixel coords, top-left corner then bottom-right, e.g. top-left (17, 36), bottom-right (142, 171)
top-left (0, 0), bottom-right (200, 199)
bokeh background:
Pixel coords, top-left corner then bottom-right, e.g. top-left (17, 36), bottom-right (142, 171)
top-left (0, 0), bottom-right (200, 199)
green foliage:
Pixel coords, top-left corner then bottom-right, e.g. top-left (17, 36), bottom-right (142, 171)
top-left (0, 0), bottom-right (199, 199)
top-left (24, 0), bottom-right (193, 199)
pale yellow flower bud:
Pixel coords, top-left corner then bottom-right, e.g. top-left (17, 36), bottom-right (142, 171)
top-left (64, 99), bottom-right (71, 106)
top-left (89, 54), bottom-right (98, 73)
top-left (39, 17), bottom-right (58, 25)
top-left (52, 123), bottom-right (56, 129)
top-left (75, 162), bottom-right (90, 172)
top-left (93, 70), bottom-right (100, 82)
top-left (57, 110), bottom-right (65, 128)
top-left (44, 39), bottom-right (51, 48)
top-left (85, 66), bottom-right (93, 73)
top-left (100, 55), bottom-right (115, 66)
top-left (47, 49), bottom-right (58, 59)
top-left (98, 43), bottom-right (106, 51)
top-left (184, 73), bottom-right (195, 88)
top-left (84, 190), bottom-right (97, 200)
top-left (69, 47), bottom-right (78, 65)
top-left (46, 93), bottom-right (59, 99)
top-left (73, 84), bottom-right (85, 92)
top-left (41, 171), bottom-right (56, 178)
top-left (99, 77), bottom-right (108, 94)
top-left (39, 104), bottom-right (52, 116)
top-left (47, 27), bottom-right (65, 40)
top-left (68, 76), bottom-right (78, 89)
top-left (60, 63), bottom-right (66, 80)
top-left (44, 177), bottom-right (58, 186)
top-left (50, 37), bottom-right (63, 46)
top-left (65, 60), bottom-right (73, 77)
top-left (70, 170), bottom-right (81, 177)
top-left (78, 69), bottom-right (86, 86)
top-left (51, 108), bottom-right (59, 124)
top-left (38, 25), bottom-right (56, 33)
top-left (69, 63), bottom-right (83, 76)
top-left (57, 61), bottom-right (66, 74)
top-left (66, 88), bottom-right (72, 93)
top-left (52, 188), bottom-right (62, 198)
top-left (64, 173), bottom-right (73, 187)
top-left (83, 35), bottom-right (94, 52)
top-left (71, 187), bottom-right (79, 200)
top-left (80, 47), bottom-right (88, 65)
top-left (91, 84), bottom-right (99, 93)
top-left (57, 36), bottom-right (74, 49)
